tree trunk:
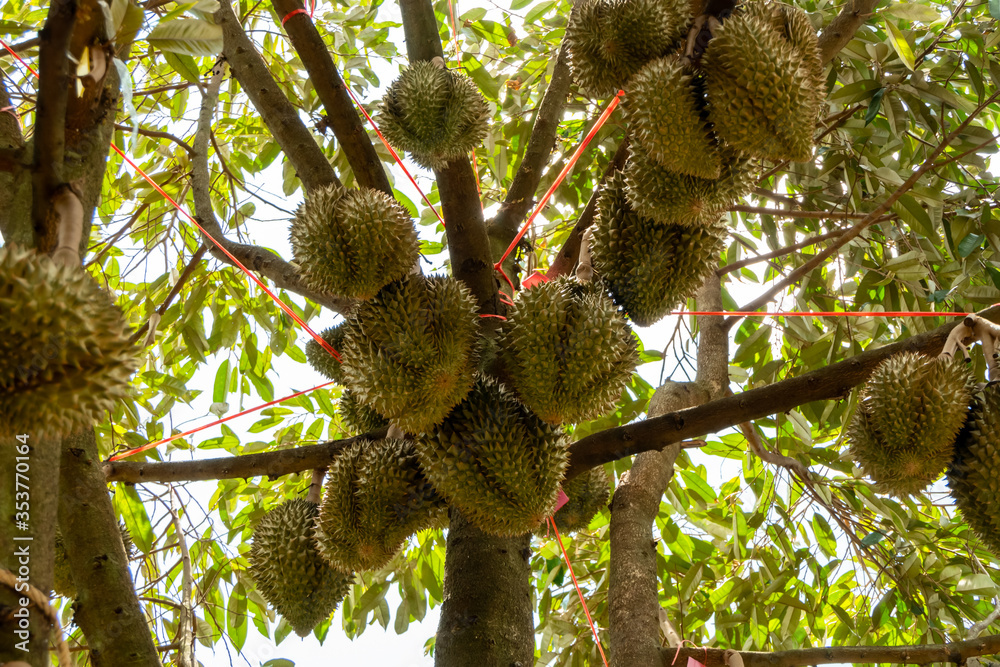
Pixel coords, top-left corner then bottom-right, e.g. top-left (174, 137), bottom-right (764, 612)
top-left (435, 510), bottom-right (535, 667)
top-left (0, 435), bottom-right (60, 667)
top-left (58, 429), bottom-right (162, 666)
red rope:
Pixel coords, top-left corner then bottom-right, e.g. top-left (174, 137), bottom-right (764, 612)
top-left (107, 380), bottom-right (337, 461)
top-left (549, 516), bottom-right (610, 667)
top-left (0, 38), bottom-right (342, 364)
top-left (671, 310), bottom-right (972, 317)
top-left (343, 85), bottom-right (446, 227)
top-left (280, 0), bottom-right (315, 25)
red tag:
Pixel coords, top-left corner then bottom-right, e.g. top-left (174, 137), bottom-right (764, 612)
top-left (522, 270), bottom-right (549, 290)
top-left (554, 487), bottom-right (570, 512)
top-left (687, 658), bottom-right (707, 667)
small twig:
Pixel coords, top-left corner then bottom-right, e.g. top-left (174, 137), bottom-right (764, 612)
top-left (729, 205), bottom-right (869, 220)
top-left (716, 229), bottom-right (844, 276)
top-left (740, 421), bottom-right (811, 481)
top-left (169, 487), bottom-right (196, 667)
top-left (129, 244), bottom-right (209, 345)
top-left (114, 123), bottom-right (194, 155)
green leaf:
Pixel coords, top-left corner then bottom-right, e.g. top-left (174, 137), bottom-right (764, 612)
top-left (114, 485), bottom-right (155, 555)
top-left (865, 87), bottom-right (886, 125)
top-left (885, 21), bottom-right (916, 70)
top-left (986, 266), bottom-right (1000, 291)
top-left (957, 573), bottom-right (997, 594)
top-left (213, 359), bottom-right (230, 403)
top-left (991, 0), bottom-right (1000, 20)
top-left (860, 531), bottom-right (885, 547)
top-left (884, 3), bottom-right (941, 22)
top-left (958, 233), bottom-right (985, 257)
top-left (147, 18), bottom-right (223, 56)
top-left (262, 661), bottom-right (295, 667)
top-left (162, 51), bottom-right (201, 84)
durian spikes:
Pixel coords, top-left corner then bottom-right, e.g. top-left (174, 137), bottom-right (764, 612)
top-left (547, 467), bottom-right (611, 535)
top-left (339, 388), bottom-right (389, 435)
top-left (0, 246), bottom-right (138, 439)
top-left (702, 2), bottom-right (823, 162)
top-left (341, 275), bottom-right (480, 434)
top-left (565, 0), bottom-right (690, 98)
top-left (416, 377), bottom-right (569, 536)
top-left (247, 499), bottom-right (353, 637)
top-left (623, 145), bottom-right (752, 226)
top-left (847, 352), bottom-right (973, 496)
top-left (315, 439), bottom-right (447, 571)
top-left (624, 56), bottom-right (721, 180)
top-left (305, 322), bottom-right (350, 383)
top-left (590, 173), bottom-right (726, 327)
top-left (290, 185), bottom-right (419, 300)
top-left (499, 277), bottom-right (638, 425)
top-left (378, 61), bottom-right (490, 170)
top-left (947, 384), bottom-right (1000, 554)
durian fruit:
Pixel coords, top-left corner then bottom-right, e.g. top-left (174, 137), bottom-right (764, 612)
top-left (624, 56), bottom-right (720, 179)
top-left (590, 173), bottom-right (726, 327)
top-left (499, 277), bottom-right (638, 425)
top-left (947, 385), bottom-right (1000, 553)
top-left (623, 144), bottom-right (752, 226)
top-left (341, 275), bottom-right (480, 434)
top-left (316, 439), bottom-right (446, 572)
top-left (305, 322), bottom-right (350, 382)
top-left (339, 389), bottom-right (389, 434)
top-left (538, 467), bottom-right (611, 536)
top-left (248, 499), bottom-right (353, 637)
top-left (565, 0), bottom-right (690, 97)
top-left (847, 353), bottom-right (973, 496)
top-left (417, 377), bottom-right (569, 536)
top-left (53, 523), bottom-right (134, 598)
top-left (290, 185), bottom-right (418, 300)
top-left (378, 61), bottom-right (490, 170)
top-left (0, 246), bottom-right (138, 439)
top-left (702, 2), bottom-right (824, 163)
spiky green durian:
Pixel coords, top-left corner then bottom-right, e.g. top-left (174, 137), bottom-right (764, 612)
top-left (590, 173), bottom-right (726, 327)
top-left (377, 61), bottom-right (490, 170)
top-left (54, 524), bottom-right (134, 598)
top-left (625, 56), bottom-right (721, 179)
top-left (247, 499), bottom-right (353, 637)
top-left (339, 389), bottom-right (389, 434)
top-left (499, 278), bottom-right (638, 425)
top-left (0, 246), bottom-right (138, 439)
top-left (305, 322), bottom-right (350, 382)
top-left (847, 353), bottom-right (973, 496)
top-left (341, 275), bottom-right (480, 434)
top-left (316, 439), bottom-right (446, 571)
top-left (623, 144), bottom-right (752, 226)
top-left (290, 185), bottom-right (418, 300)
top-left (702, 2), bottom-right (823, 162)
top-left (417, 377), bottom-right (569, 536)
top-left (565, 0), bottom-right (690, 97)
top-left (947, 385), bottom-right (1000, 553)
top-left (545, 467), bottom-right (611, 534)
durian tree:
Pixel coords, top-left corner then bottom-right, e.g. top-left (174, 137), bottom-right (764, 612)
top-left (8, 0), bottom-right (1000, 666)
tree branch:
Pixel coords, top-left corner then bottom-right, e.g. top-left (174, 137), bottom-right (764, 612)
top-left (216, 0), bottom-right (342, 194)
top-left (716, 229), bottom-right (844, 276)
top-left (114, 122), bottom-right (194, 155)
top-left (729, 205), bottom-right (870, 220)
top-left (270, 0), bottom-right (391, 194)
top-left (664, 634), bottom-right (1000, 667)
top-left (563, 304), bottom-right (1000, 481)
top-left (728, 93), bottom-right (998, 331)
top-left (816, 0), bottom-right (881, 65)
top-left (489, 31), bottom-right (574, 237)
top-left (103, 430), bottom-right (383, 483)
top-left (129, 244), bottom-right (209, 345)
top-left (189, 62), bottom-right (354, 315)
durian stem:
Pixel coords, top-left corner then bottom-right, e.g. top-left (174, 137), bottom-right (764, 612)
top-left (306, 467), bottom-right (327, 504)
top-left (575, 227), bottom-right (594, 283)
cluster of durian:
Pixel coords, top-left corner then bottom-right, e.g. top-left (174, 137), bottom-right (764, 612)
top-left (0, 245), bottom-right (138, 439)
top-left (543, 466), bottom-right (611, 535)
top-left (847, 352), bottom-right (973, 497)
top-left (290, 185), bottom-right (419, 301)
top-left (316, 438), bottom-right (447, 571)
top-left (247, 499), bottom-right (354, 637)
top-left (378, 60), bottom-right (491, 170)
top-left (947, 384), bottom-right (1000, 553)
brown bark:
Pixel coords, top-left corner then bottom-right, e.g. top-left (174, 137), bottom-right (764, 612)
top-left (816, 0), bottom-right (881, 65)
top-left (59, 430), bottom-right (162, 666)
top-left (608, 279), bottom-right (729, 666)
top-left (217, 0), bottom-right (343, 194)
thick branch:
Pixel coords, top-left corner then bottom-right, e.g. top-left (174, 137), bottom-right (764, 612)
top-left (103, 431), bottom-right (383, 483)
top-left (270, 0), bottom-right (391, 194)
top-left (32, 0), bottom-right (77, 254)
top-left (816, 0), bottom-right (881, 65)
top-left (564, 305), bottom-right (999, 480)
top-left (730, 93), bottom-right (998, 331)
top-left (490, 36), bottom-right (574, 236)
top-left (664, 634), bottom-right (1000, 667)
top-left (217, 0), bottom-right (342, 194)
top-left (189, 63), bottom-right (353, 314)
